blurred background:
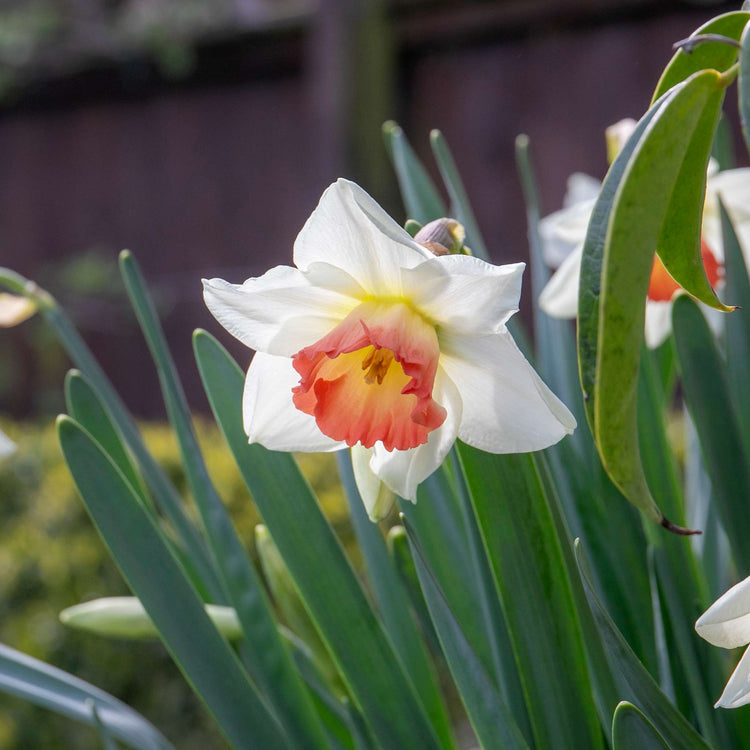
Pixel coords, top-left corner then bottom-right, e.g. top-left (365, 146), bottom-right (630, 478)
top-left (0, 0), bottom-right (744, 747)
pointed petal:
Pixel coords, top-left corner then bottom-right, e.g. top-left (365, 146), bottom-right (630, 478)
top-left (715, 646), bottom-right (750, 709)
top-left (563, 173), bottom-right (602, 207)
top-left (293, 179), bottom-right (432, 296)
top-left (243, 352), bottom-right (345, 452)
top-left (644, 300), bottom-right (673, 349)
top-left (0, 428), bottom-right (15, 458)
top-left (696, 575), bottom-right (750, 649)
top-left (401, 255), bottom-right (525, 335)
top-left (351, 445), bottom-right (396, 521)
top-left (440, 330), bottom-right (576, 453)
top-left (203, 266), bottom-right (356, 356)
top-left (369, 371), bottom-right (462, 502)
top-left (538, 245), bottom-right (583, 319)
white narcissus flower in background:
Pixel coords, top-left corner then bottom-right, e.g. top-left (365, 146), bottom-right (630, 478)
top-left (203, 179), bottom-right (576, 520)
top-left (538, 163), bottom-right (750, 349)
top-left (696, 576), bottom-right (750, 709)
top-left (0, 428), bottom-right (15, 458)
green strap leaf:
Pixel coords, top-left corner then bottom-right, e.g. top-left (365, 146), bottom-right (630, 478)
top-left (336, 452), bottom-right (455, 750)
top-left (120, 252), bottom-right (327, 749)
top-left (0, 642), bottom-right (173, 750)
top-left (652, 11), bottom-right (749, 101)
top-left (383, 121), bottom-right (447, 223)
top-left (720, 198), bottom-right (750, 459)
top-left (593, 70), bottom-right (729, 528)
top-left (57, 416), bottom-right (292, 750)
top-left (430, 130), bottom-right (490, 261)
top-left (193, 330), bottom-right (443, 750)
top-left (612, 702), bottom-right (670, 750)
top-left (0, 267), bottom-right (223, 603)
top-left (403, 519), bottom-right (530, 750)
top-left (456, 446), bottom-right (602, 750)
top-left (575, 540), bottom-right (713, 750)
top-left (671, 295), bottom-right (750, 575)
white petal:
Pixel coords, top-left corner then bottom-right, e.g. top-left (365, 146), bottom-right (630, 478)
top-left (368, 371), bottom-right (462, 502)
top-left (644, 300), bottom-right (673, 349)
top-left (696, 576), bottom-right (750, 649)
top-left (440, 330), bottom-right (576, 453)
top-left (402, 255), bottom-right (524, 335)
top-left (203, 266), bottom-right (356, 356)
top-left (538, 245), bottom-right (582, 319)
top-left (0, 294), bottom-right (37, 327)
top-left (0, 428), bottom-right (15, 458)
top-left (539, 196), bottom-right (596, 268)
top-left (351, 445), bottom-right (395, 521)
top-left (293, 179), bottom-right (433, 296)
top-left (715, 646), bottom-right (750, 709)
top-left (243, 352), bottom-right (345, 452)
top-left (563, 173), bottom-right (602, 207)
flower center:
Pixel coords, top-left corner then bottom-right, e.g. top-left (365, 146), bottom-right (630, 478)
top-left (291, 301), bottom-right (447, 451)
top-left (647, 238), bottom-right (723, 302)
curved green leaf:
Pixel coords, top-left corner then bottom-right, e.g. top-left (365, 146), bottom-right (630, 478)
top-left (57, 416), bottom-right (291, 749)
top-left (612, 702), bottom-right (670, 750)
top-left (119, 252), bottom-right (327, 750)
top-left (672, 295), bottom-right (750, 575)
top-left (456, 446), bottom-right (602, 750)
top-left (382, 121), bottom-right (446, 223)
top-left (403, 519), bottom-right (530, 750)
top-left (430, 130), bottom-right (490, 261)
top-left (594, 70), bottom-right (729, 527)
top-left (0, 642), bottom-right (173, 750)
top-left (575, 540), bottom-right (712, 750)
top-left (652, 11), bottom-right (749, 102)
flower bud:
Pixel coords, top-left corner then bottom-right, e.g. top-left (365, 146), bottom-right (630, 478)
top-left (59, 596), bottom-right (242, 640)
top-left (605, 118), bottom-right (637, 164)
top-left (0, 293), bottom-right (37, 327)
top-left (414, 218), bottom-right (466, 256)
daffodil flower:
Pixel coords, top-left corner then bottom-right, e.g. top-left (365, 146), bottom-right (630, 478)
top-left (696, 575), bottom-right (750, 709)
top-left (203, 179), bottom-right (575, 519)
top-left (0, 428), bottom-right (15, 459)
top-left (538, 167), bottom-right (750, 348)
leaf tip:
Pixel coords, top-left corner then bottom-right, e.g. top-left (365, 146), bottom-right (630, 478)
top-left (660, 516), bottom-right (702, 536)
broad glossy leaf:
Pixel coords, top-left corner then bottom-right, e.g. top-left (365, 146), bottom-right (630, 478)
top-left (612, 702), bottom-right (670, 750)
top-left (193, 330), bottom-right (443, 750)
top-left (653, 11), bottom-right (750, 101)
top-left (120, 252), bottom-right (326, 749)
top-left (0, 642), bottom-right (173, 750)
top-left (456, 446), bottom-right (602, 750)
top-left (57, 416), bottom-right (291, 749)
top-left (594, 70), bottom-right (729, 527)
top-left (672, 295), bottom-right (750, 575)
top-left (382, 121), bottom-right (446, 223)
top-left (578, 92), bottom-right (671, 432)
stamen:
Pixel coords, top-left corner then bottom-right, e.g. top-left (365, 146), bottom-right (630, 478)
top-left (362, 347), bottom-right (394, 385)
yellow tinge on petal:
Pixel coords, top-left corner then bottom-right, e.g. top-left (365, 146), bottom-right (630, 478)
top-left (0, 293), bottom-right (37, 327)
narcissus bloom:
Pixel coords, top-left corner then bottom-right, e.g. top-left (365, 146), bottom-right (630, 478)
top-left (538, 166), bottom-right (750, 348)
top-left (696, 576), bottom-right (750, 708)
top-left (204, 179), bottom-right (575, 519)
